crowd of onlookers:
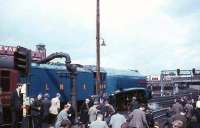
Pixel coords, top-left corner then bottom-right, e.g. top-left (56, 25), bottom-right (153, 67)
top-left (163, 95), bottom-right (200, 128)
top-left (8, 84), bottom-right (200, 128)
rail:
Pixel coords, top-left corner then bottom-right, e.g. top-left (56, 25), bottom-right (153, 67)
top-left (152, 108), bottom-right (169, 120)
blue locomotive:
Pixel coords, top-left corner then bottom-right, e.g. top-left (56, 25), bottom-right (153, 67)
top-left (28, 63), bottom-right (150, 107)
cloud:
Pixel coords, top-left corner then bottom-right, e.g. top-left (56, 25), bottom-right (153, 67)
top-left (1, 0), bottom-right (200, 75)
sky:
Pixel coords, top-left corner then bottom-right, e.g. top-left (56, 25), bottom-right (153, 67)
top-left (0, 0), bottom-right (200, 75)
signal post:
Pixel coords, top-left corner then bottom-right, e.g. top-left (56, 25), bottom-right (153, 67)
top-left (14, 46), bottom-right (31, 128)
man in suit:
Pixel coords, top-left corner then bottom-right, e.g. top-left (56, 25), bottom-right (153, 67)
top-left (31, 94), bottom-right (43, 128)
top-left (41, 93), bottom-right (51, 128)
top-left (10, 83), bottom-right (23, 128)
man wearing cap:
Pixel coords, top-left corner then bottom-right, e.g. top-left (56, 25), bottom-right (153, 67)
top-left (10, 83), bottom-right (23, 128)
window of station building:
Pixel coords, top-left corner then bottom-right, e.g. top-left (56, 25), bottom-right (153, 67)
top-left (0, 70), bottom-right (10, 92)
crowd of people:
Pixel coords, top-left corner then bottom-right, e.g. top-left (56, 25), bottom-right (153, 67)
top-left (9, 84), bottom-right (200, 128)
top-left (163, 95), bottom-right (200, 128)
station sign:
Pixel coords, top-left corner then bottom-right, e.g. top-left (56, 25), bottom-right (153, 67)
top-left (0, 45), bottom-right (16, 55)
top-left (0, 45), bottom-right (45, 61)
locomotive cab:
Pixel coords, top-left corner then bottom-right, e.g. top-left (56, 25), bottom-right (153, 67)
top-left (113, 88), bottom-right (147, 111)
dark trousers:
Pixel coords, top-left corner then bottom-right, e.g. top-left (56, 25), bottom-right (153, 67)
top-left (49, 113), bottom-right (57, 126)
top-left (42, 115), bottom-right (49, 128)
top-left (11, 110), bottom-right (20, 128)
top-left (32, 116), bottom-right (42, 128)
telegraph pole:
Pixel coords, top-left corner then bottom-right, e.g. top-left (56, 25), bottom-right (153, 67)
top-left (96, 0), bottom-right (101, 95)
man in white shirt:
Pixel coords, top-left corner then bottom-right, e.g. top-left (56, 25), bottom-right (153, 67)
top-left (109, 111), bottom-right (126, 128)
top-left (88, 101), bottom-right (99, 123)
top-left (49, 93), bottom-right (61, 126)
top-left (196, 96), bottom-right (200, 108)
top-left (90, 114), bottom-right (109, 128)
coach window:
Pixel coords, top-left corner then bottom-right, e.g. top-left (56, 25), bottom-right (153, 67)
top-left (0, 70), bottom-right (10, 92)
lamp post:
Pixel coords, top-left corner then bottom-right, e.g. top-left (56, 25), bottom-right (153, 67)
top-left (96, 0), bottom-right (101, 95)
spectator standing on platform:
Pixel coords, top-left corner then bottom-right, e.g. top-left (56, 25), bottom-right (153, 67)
top-left (130, 97), bottom-right (139, 111)
top-left (67, 102), bottom-right (75, 125)
top-left (109, 110), bottom-right (126, 128)
top-left (55, 104), bottom-right (71, 128)
top-left (171, 99), bottom-right (183, 114)
top-left (101, 100), bottom-right (115, 124)
top-left (169, 111), bottom-right (187, 128)
top-left (10, 83), bottom-right (23, 128)
top-left (196, 96), bottom-right (200, 109)
top-left (89, 114), bottom-right (109, 128)
top-left (145, 108), bottom-right (154, 128)
top-left (41, 93), bottom-right (51, 128)
top-left (80, 98), bottom-right (90, 128)
top-left (31, 94), bottom-right (43, 128)
top-left (184, 101), bottom-right (193, 120)
top-left (88, 101), bottom-right (99, 123)
top-left (128, 104), bottom-right (149, 128)
top-left (191, 97), bottom-right (200, 128)
top-left (172, 120), bottom-right (184, 128)
top-left (49, 93), bottom-right (61, 126)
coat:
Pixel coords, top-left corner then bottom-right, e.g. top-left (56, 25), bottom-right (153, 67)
top-left (128, 109), bottom-right (148, 128)
top-left (184, 103), bottom-right (193, 119)
top-left (10, 90), bottom-right (22, 111)
top-left (31, 98), bottom-right (42, 117)
top-left (80, 103), bottom-right (89, 123)
top-left (42, 98), bottom-right (51, 119)
top-left (170, 113), bottom-right (187, 128)
top-left (171, 102), bottom-right (183, 114)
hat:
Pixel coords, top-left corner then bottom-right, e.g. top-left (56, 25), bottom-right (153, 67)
top-left (17, 83), bottom-right (22, 87)
top-left (37, 94), bottom-right (43, 100)
top-left (56, 93), bottom-right (61, 98)
top-left (44, 93), bottom-right (49, 98)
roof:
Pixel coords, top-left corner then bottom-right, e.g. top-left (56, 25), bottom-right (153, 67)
top-left (105, 68), bottom-right (144, 77)
top-left (31, 63), bottom-right (106, 73)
